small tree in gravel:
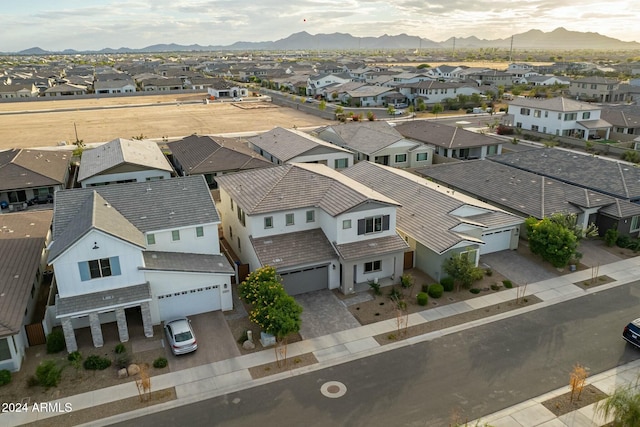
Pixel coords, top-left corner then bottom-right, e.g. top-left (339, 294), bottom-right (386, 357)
top-left (569, 363), bottom-right (588, 403)
top-left (443, 251), bottom-right (484, 292)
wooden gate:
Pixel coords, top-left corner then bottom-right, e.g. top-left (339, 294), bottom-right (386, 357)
top-left (403, 251), bottom-right (414, 270)
top-left (25, 322), bottom-right (46, 346)
top-left (238, 264), bottom-right (250, 283)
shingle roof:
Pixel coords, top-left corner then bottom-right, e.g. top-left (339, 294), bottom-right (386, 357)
top-left (0, 211), bottom-right (53, 337)
top-left (489, 149), bottom-right (640, 201)
top-left (78, 138), bottom-right (173, 182)
top-left (317, 121), bottom-right (409, 155)
top-left (216, 163), bottom-right (399, 216)
top-left (50, 176), bottom-right (219, 260)
top-left (335, 234), bottom-right (409, 261)
top-left (395, 121), bottom-right (501, 149)
top-left (0, 149), bottom-right (70, 191)
top-left (342, 162), bottom-right (521, 254)
top-left (507, 97), bottom-right (600, 112)
top-left (248, 127), bottom-right (351, 162)
top-left (250, 229), bottom-right (337, 270)
top-left (141, 251), bottom-right (234, 274)
top-left (167, 135), bottom-right (273, 174)
top-left (56, 282), bottom-right (151, 317)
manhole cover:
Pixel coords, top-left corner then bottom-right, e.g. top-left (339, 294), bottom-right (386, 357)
top-left (320, 381), bottom-right (347, 398)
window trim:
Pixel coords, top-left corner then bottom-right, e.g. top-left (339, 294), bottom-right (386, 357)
top-left (306, 210), bottom-right (315, 223)
top-left (146, 233), bottom-right (156, 245)
top-left (285, 213), bottom-right (295, 226)
top-left (264, 216), bottom-right (273, 229)
top-left (364, 260), bottom-right (382, 273)
top-left (343, 219), bottom-right (352, 229)
top-left (171, 230), bottom-right (181, 241)
top-left (416, 152), bottom-right (428, 162)
top-left (631, 215), bottom-right (640, 232)
top-left (195, 226), bottom-right (204, 238)
top-left (395, 153), bottom-right (407, 163)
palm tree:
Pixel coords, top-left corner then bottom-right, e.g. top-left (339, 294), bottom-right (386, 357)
top-left (596, 382), bottom-right (640, 426)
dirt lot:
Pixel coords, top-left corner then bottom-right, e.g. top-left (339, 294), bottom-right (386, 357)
top-left (0, 94), bottom-right (327, 149)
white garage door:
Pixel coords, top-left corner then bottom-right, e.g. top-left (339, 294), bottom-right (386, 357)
top-left (481, 229), bottom-right (513, 254)
top-left (279, 265), bottom-right (328, 296)
top-left (157, 285), bottom-right (221, 321)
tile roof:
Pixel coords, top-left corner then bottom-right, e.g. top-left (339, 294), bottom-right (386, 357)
top-left (317, 121), bottom-right (408, 155)
top-left (489, 149), bottom-right (640, 201)
top-left (167, 135), bottom-right (273, 174)
top-left (56, 282), bottom-right (151, 317)
top-left (250, 229), bottom-right (337, 270)
top-left (0, 211), bottom-right (53, 336)
top-left (141, 251), bottom-right (234, 274)
top-left (507, 97), bottom-right (600, 112)
top-left (248, 127), bottom-right (351, 162)
top-left (77, 138), bottom-right (173, 182)
top-left (216, 163), bottom-right (399, 216)
top-left (0, 149), bottom-right (70, 191)
top-left (395, 121), bottom-right (501, 149)
top-left (342, 162), bottom-right (521, 254)
top-left (334, 234), bottom-right (409, 261)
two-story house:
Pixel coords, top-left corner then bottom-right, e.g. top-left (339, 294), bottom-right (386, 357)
top-left (397, 81), bottom-right (483, 106)
top-left (569, 76), bottom-right (621, 103)
top-left (47, 176), bottom-right (234, 352)
top-left (247, 127), bottom-right (354, 169)
top-left (504, 97), bottom-right (611, 140)
top-left (77, 138), bottom-right (174, 188)
top-left (307, 72), bottom-right (352, 96)
top-left (215, 163), bottom-right (409, 295)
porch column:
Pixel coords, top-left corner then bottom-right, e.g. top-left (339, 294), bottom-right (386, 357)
top-left (61, 317), bottom-right (77, 353)
top-left (89, 312), bottom-right (103, 348)
top-left (140, 302), bottom-right (153, 338)
top-left (605, 128), bottom-right (611, 140)
top-left (115, 308), bottom-right (129, 343)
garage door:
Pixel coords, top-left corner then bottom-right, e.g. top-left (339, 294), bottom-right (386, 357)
top-left (157, 285), bottom-right (221, 321)
top-left (481, 229), bottom-right (513, 254)
top-left (279, 265), bottom-right (328, 296)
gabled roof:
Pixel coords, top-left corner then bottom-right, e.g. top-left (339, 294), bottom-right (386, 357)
top-left (601, 108), bottom-right (640, 128)
top-left (395, 121), bottom-right (500, 149)
top-left (0, 211), bottom-right (53, 337)
top-left (317, 121), bottom-right (409, 155)
top-left (167, 135), bottom-right (273, 174)
top-left (346, 86), bottom-right (396, 98)
top-left (250, 229), bottom-right (337, 270)
top-left (216, 163), bottom-right (399, 216)
top-left (334, 234), bottom-right (409, 261)
top-left (50, 176), bottom-right (219, 261)
top-left (78, 138), bottom-right (173, 182)
top-left (342, 162), bottom-right (522, 254)
top-left (507, 97), bottom-right (600, 112)
top-left (141, 251), bottom-right (234, 274)
top-left (0, 149), bottom-right (70, 191)
top-left (248, 127), bottom-right (352, 162)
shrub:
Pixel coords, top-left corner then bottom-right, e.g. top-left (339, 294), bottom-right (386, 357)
top-left (416, 292), bottom-right (429, 306)
top-left (440, 277), bottom-right (454, 292)
top-left (605, 229), bottom-right (618, 247)
top-left (0, 369), bottom-right (11, 386)
top-left (503, 280), bottom-right (513, 289)
top-left (388, 287), bottom-right (402, 300)
top-left (368, 281), bottom-right (381, 295)
top-left (237, 330), bottom-right (248, 344)
top-left (67, 351), bottom-right (82, 363)
top-left (485, 268), bottom-right (493, 276)
top-left (490, 283), bottom-right (500, 291)
top-left (84, 355), bottom-right (111, 371)
top-left (496, 124), bottom-right (515, 135)
top-left (617, 235), bottom-right (631, 248)
top-left (35, 360), bottom-right (62, 388)
top-left (153, 357), bottom-right (168, 369)
top-left (421, 283), bottom-right (430, 293)
top-left (114, 352), bottom-right (131, 370)
top-left (27, 376), bottom-right (39, 388)
top-left (400, 274), bottom-right (413, 289)
top-left (114, 343), bottom-right (126, 354)
top-left (470, 288), bottom-right (481, 294)
top-left (46, 329), bottom-right (65, 354)
top-left (427, 283), bottom-right (444, 299)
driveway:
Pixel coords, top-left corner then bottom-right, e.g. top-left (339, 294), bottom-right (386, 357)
top-left (294, 290), bottom-right (360, 340)
top-left (480, 249), bottom-right (558, 285)
top-left (165, 311), bottom-right (240, 372)
top-left (578, 238), bottom-right (622, 267)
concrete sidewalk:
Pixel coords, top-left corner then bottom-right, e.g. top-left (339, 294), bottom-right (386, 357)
top-left (4, 257), bottom-right (640, 427)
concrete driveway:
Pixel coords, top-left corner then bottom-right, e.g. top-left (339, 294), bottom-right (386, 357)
top-left (165, 311), bottom-right (240, 372)
top-left (480, 249), bottom-right (558, 285)
top-left (294, 290), bottom-right (360, 340)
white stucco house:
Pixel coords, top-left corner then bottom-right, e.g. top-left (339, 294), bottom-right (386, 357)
top-left (215, 163), bottom-right (409, 295)
top-left (46, 176), bottom-right (234, 352)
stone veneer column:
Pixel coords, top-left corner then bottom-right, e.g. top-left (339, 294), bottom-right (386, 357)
top-left (140, 302), bottom-right (153, 338)
top-left (61, 317), bottom-right (77, 353)
top-left (115, 308), bottom-right (129, 343)
top-left (89, 312), bottom-right (104, 348)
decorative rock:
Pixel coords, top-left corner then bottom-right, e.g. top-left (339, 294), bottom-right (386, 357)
top-left (260, 332), bottom-right (276, 347)
top-left (118, 368), bottom-right (128, 379)
top-left (242, 340), bottom-right (255, 350)
top-left (127, 363), bottom-right (140, 376)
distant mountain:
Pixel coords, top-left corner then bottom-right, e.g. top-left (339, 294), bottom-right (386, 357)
top-left (8, 28), bottom-right (640, 55)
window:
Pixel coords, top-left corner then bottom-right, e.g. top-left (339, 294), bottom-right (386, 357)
top-left (357, 215), bottom-right (390, 235)
top-left (0, 338), bottom-right (10, 361)
top-left (306, 210), bottom-right (315, 223)
top-left (520, 108), bottom-right (530, 116)
top-left (531, 125), bottom-right (539, 132)
top-left (631, 216), bottom-right (640, 232)
top-left (591, 84), bottom-right (597, 90)
top-left (395, 153), bottom-right (407, 163)
top-left (416, 152), bottom-right (428, 162)
top-left (229, 226), bottom-right (233, 239)
top-left (564, 113), bottom-right (577, 121)
top-left (487, 145), bottom-right (498, 155)
top-left (196, 226), bottom-right (204, 238)
top-left (79, 257), bottom-right (121, 281)
top-left (460, 249), bottom-right (478, 265)
top-left (286, 213), bottom-right (295, 226)
top-left (264, 216), bottom-right (273, 229)
top-left (558, 113), bottom-right (562, 120)
top-left (582, 112), bottom-right (591, 119)
top-left (237, 207), bottom-right (246, 226)
top-left (343, 219), bottom-right (352, 229)
top-left (334, 158), bottom-right (349, 169)
top-left (172, 230), bottom-right (180, 241)
top-left (533, 110), bottom-right (541, 118)
top-left (516, 122), bottom-right (522, 128)
top-left (364, 260), bottom-right (382, 273)
top-left (146, 233), bottom-right (156, 245)
top-left (237, 237), bottom-right (241, 252)
top-left (230, 198), bottom-right (234, 211)
top-left (545, 111), bottom-right (549, 118)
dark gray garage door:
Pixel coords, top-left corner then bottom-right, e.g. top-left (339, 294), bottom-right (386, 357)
top-left (279, 265), bottom-right (328, 296)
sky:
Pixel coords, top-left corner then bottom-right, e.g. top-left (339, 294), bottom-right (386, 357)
top-left (3, 0), bottom-right (640, 52)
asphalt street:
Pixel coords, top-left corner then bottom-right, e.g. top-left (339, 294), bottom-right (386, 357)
top-left (112, 282), bottom-right (640, 427)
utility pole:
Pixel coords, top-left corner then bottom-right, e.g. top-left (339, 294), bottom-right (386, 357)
top-left (509, 35), bottom-right (514, 63)
top-left (452, 37), bottom-right (456, 57)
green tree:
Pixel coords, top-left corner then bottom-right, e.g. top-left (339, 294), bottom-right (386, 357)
top-left (366, 111), bottom-right (376, 121)
top-left (416, 63), bottom-right (431, 69)
top-left (318, 100), bottom-right (327, 111)
top-left (549, 213), bottom-right (598, 241)
top-left (442, 251), bottom-right (484, 292)
top-left (335, 106), bottom-right (344, 114)
top-left (431, 103), bottom-right (444, 117)
top-left (387, 105), bottom-right (396, 115)
top-left (416, 98), bottom-right (426, 111)
top-left (525, 217), bottom-right (578, 268)
top-left (596, 380), bottom-right (640, 426)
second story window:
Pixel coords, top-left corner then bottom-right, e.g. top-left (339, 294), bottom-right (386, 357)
top-left (306, 210), bottom-right (315, 223)
top-left (78, 257), bottom-right (121, 281)
top-left (172, 230), bottom-right (180, 241)
top-left (196, 226), bottom-right (204, 238)
top-left (146, 233), bottom-right (155, 245)
top-left (358, 215), bottom-right (390, 235)
top-left (286, 213), bottom-right (295, 226)
top-left (343, 219), bottom-right (352, 229)
top-left (264, 216), bottom-right (273, 229)
top-left (237, 206), bottom-right (246, 226)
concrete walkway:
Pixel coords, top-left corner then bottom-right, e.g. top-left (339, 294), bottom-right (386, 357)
top-left (4, 257), bottom-right (640, 427)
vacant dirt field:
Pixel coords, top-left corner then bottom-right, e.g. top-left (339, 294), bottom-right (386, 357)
top-left (0, 94), bottom-right (327, 149)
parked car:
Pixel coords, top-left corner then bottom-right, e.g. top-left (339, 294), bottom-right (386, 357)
top-left (232, 97), bottom-right (243, 102)
top-left (623, 318), bottom-right (640, 348)
top-left (305, 97), bottom-right (314, 103)
top-left (164, 317), bottom-right (198, 355)
top-left (392, 110), bottom-right (404, 116)
top-left (27, 194), bottom-right (53, 205)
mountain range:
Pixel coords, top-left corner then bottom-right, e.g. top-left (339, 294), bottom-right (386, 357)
top-left (11, 27), bottom-right (640, 55)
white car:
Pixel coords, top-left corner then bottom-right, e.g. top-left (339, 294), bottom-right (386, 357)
top-left (164, 317), bottom-right (198, 355)
top-left (392, 109), bottom-right (404, 115)
top-left (232, 97), bottom-right (243, 102)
